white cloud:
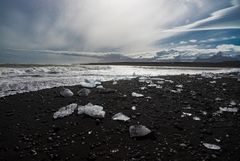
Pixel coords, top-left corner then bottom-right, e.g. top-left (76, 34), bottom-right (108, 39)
top-left (0, 0), bottom-right (233, 52)
top-left (189, 39), bottom-right (197, 43)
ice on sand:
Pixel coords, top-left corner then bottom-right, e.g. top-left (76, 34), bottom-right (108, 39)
top-left (112, 112), bottom-right (130, 121)
top-left (53, 103), bottom-right (78, 119)
top-left (79, 79), bottom-right (96, 88)
top-left (219, 107), bottom-right (238, 113)
top-left (131, 106), bottom-right (136, 110)
top-left (129, 125), bottom-right (151, 137)
top-left (60, 88), bottom-right (74, 97)
top-left (78, 88), bottom-right (91, 96)
top-left (193, 116), bottom-right (201, 121)
top-left (132, 92), bottom-right (144, 97)
top-left (203, 143), bottom-right (221, 150)
top-left (78, 103), bottom-right (105, 118)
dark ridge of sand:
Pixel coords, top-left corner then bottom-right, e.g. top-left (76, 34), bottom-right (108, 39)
top-left (85, 61), bottom-right (240, 68)
top-left (0, 73), bottom-right (240, 161)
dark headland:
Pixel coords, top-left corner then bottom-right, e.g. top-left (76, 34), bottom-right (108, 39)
top-left (0, 72), bottom-right (240, 161)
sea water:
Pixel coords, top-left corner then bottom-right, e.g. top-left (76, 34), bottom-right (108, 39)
top-left (0, 64), bottom-right (239, 97)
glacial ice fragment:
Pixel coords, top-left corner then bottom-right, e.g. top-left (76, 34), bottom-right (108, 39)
top-left (60, 88), bottom-right (73, 97)
top-left (176, 84), bottom-right (183, 88)
top-left (112, 112), bottom-right (130, 121)
top-left (193, 116), bottom-right (201, 121)
top-left (203, 143), bottom-right (221, 150)
top-left (53, 103), bottom-right (77, 119)
top-left (131, 106), bottom-right (136, 110)
top-left (78, 88), bottom-right (91, 96)
top-left (129, 125), bottom-right (151, 137)
top-left (219, 107), bottom-right (238, 113)
top-left (79, 80), bottom-right (96, 88)
top-left (78, 103), bottom-right (105, 118)
top-left (132, 92), bottom-right (144, 97)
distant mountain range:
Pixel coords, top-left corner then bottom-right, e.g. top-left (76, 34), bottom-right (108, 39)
top-left (194, 52), bottom-right (240, 62)
top-left (100, 50), bottom-right (240, 63)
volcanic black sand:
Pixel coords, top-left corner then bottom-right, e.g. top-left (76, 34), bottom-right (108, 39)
top-left (0, 73), bottom-right (240, 161)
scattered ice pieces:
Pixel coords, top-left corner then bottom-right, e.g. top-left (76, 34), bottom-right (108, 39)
top-left (78, 88), bottom-right (91, 96)
top-left (78, 103), bottom-right (105, 118)
top-left (132, 92), bottom-right (144, 97)
top-left (230, 100), bottom-right (237, 106)
top-left (171, 89), bottom-right (182, 93)
top-left (146, 96), bottom-right (152, 99)
top-left (157, 81), bottom-right (164, 84)
top-left (215, 138), bottom-right (221, 142)
top-left (140, 87), bottom-right (147, 90)
top-left (215, 97), bottom-right (222, 101)
top-left (60, 88), bottom-right (74, 97)
top-left (176, 84), bottom-right (183, 88)
top-left (112, 112), bottom-right (130, 121)
top-left (201, 111), bottom-right (207, 115)
top-left (131, 106), bottom-right (136, 110)
top-left (165, 80), bottom-right (174, 83)
top-left (129, 125), bottom-right (151, 137)
top-left (53, 103), bottom-right (78, 119)
top-left (193, 116), bottom-right (201, 121)
top-left (96, 85), bottom-right (104, 89)
top-left (181, 112), bottom-right (192, 117)
top-left (219, 107), bottom-right (238, 113)
top-left (203, 143), bottom-right (221, 150)
top-left (148, 83), bottom-right (157, 87)
top-left (110, 149), bottom-right (119, 153)
top-left (156, 85), bottom-right (162, 89)
top-left (210, 81), bottom-right (216, 84)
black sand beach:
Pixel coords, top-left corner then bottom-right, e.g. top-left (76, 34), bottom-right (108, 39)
top-left (0, 73), bottom-right (240, 161)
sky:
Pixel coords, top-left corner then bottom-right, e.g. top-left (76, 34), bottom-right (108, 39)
top-left (0, 0), bottom-right (240, 63)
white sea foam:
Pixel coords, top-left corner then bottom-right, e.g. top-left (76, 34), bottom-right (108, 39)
top-left (0, 65), bottom-right (239, 97)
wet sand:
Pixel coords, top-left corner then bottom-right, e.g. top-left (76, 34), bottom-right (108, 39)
top-left (0, 73), bottom-right (240, 161)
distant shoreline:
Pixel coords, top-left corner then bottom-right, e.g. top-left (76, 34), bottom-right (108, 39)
top-left (85, 61), bottom-right (240, 68)
top-left (0, 61), bottom-right (240, 68)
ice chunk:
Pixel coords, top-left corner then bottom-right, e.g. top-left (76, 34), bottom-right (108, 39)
top-left (219, 107), bottom-right (238, 113)
top-left (132, 92), bottom-right (144, 97)
top-left (129, 125), bottom-right (151, 137)
top-left (78, 88), bottom-right (91, 96)
top-left (60, 88), bottom-right (73, 97)
top-left (176, 84), bottom-right (183, 88)
top-left (78, 103), bottom-right (105, 118)
top-left (193, 116), bottom-right (201, 121)
top-left (203, 143), bottom-right (221, 150)
top-left (131, 106), bottom-right (136, 110)
top-left (96, 85), bottom-right (104, 89)
top-left (79, 80), bottom-right (96, 88)
top-left (112, 81), bottom-right (118, 85)
top-left (181, 112), bottom-right (192, 117)
top-left (53, 103), bottom-right (77, 119)
top-left (140, 87), bottom-right (147, 90)
top-left (230, 100), bottom-right (236, 106)
top-left (171, 89), bottom-right (182, 93)
top-left (112, 112), bottom-right (130, 121)
top-left (215, 97), bottom-right (222, 101)
top-left (210, 81), bottom-right (216, 84)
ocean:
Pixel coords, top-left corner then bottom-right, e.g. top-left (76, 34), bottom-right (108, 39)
top-left (0, 64), bottom-right (239, 97)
